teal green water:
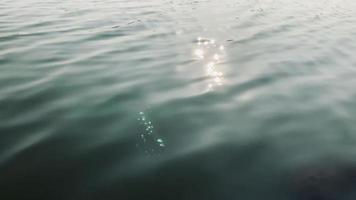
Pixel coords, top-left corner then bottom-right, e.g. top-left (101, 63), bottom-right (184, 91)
top-left (2, 0), bottom-right (356, 199)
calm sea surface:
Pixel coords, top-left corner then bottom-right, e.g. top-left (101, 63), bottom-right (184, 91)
top-left (1, 0), bottom-right (356, 199)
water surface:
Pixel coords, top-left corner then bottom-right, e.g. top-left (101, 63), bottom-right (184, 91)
top-left (1, 0), bottom-right (356, 199)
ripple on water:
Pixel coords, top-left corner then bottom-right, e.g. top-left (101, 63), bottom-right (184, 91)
top-left (2, 0), bottom-right (356, 199)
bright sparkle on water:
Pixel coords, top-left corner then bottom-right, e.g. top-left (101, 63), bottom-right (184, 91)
top-left (138, 111), bottom-right (165, 155)
top-left (194, 49), bottom-right (205, 59)
top-left (193, 37), bottom-right (226, 91)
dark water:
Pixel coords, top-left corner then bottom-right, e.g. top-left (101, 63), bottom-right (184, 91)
top-left (1, 0), bottom-right (356, 199)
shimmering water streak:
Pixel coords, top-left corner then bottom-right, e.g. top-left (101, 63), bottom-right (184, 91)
top-left (137, 111), bottom-right (165, 155)
top-left (194, 37), bottom-right (225, 91)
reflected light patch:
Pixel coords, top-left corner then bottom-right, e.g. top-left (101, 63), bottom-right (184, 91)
top-left (194, 36), bottom-right (226, 91)
top-left (194, 49), bottom-right (205, 59)
top-left (137, 111), bottom-right (165, 155)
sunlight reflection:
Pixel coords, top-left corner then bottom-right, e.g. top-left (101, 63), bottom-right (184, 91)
top-left (194, 49), bottom-right (205, 59)
top-left (193, 37), bottom-right (226, 92)
top-left (137, 111), bottom-right (165, 155)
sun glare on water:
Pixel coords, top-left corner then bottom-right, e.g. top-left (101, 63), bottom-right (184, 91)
top-left (193, 37), bottom-right (226, 91)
